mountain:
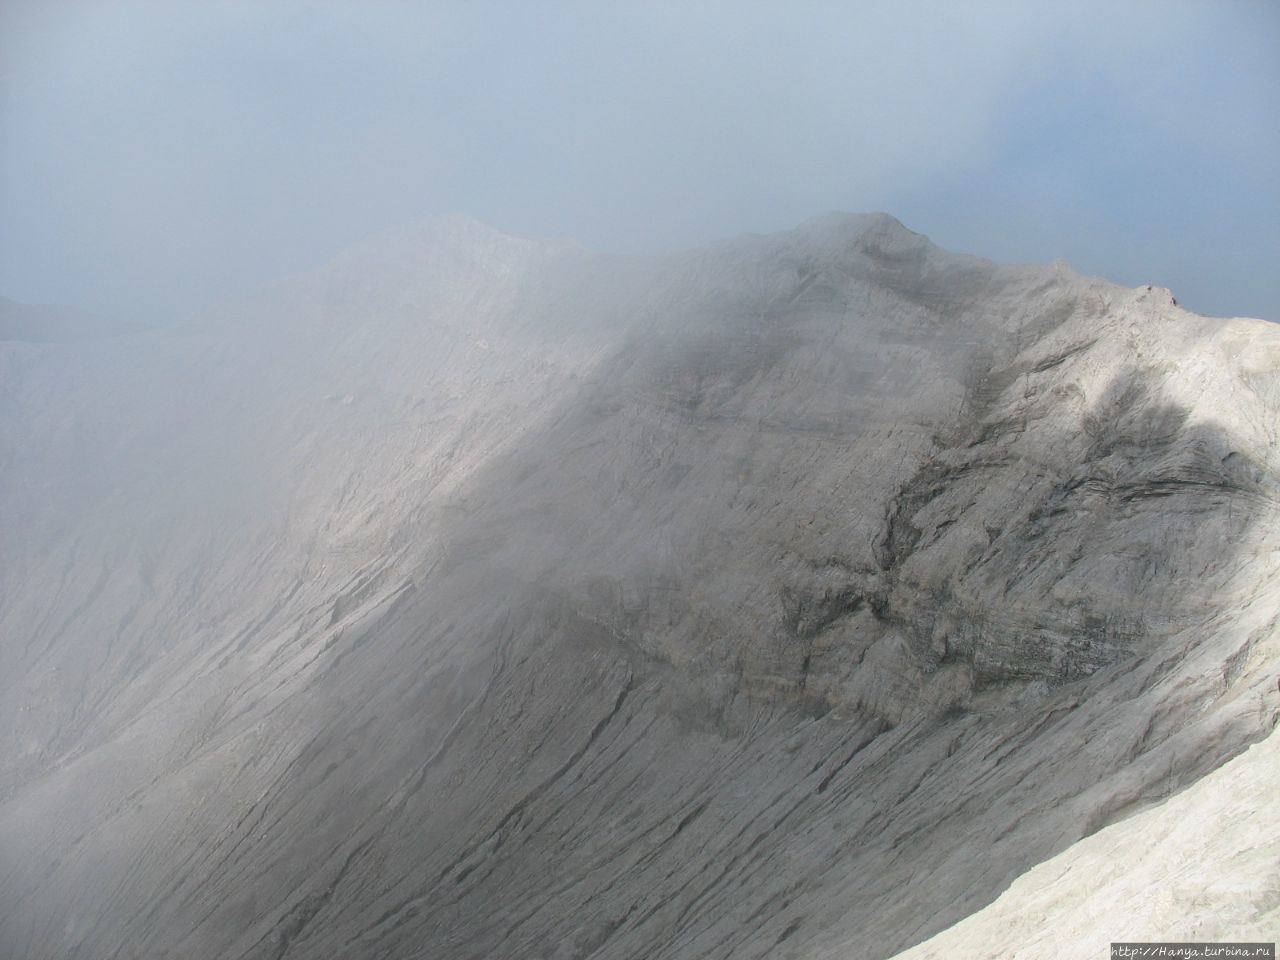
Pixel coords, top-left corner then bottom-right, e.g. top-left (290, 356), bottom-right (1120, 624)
top-left (1, 213), bottom-right (1277, 959)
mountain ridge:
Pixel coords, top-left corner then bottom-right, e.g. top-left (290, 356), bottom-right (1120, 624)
top-left (1, 214), bottom-right (1276, 959)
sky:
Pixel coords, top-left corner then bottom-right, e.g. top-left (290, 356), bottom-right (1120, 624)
top-left (1, 0), bottom-right (1277, 324)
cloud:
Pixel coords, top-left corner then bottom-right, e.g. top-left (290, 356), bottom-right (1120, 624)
top-left (1, 1), bottom-right (1276, 321)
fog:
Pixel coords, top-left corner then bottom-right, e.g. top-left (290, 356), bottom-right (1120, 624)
top-left (2, 0), bottom-right (1277, 323)
top-left (5, 8), bottom-right (1280, 957)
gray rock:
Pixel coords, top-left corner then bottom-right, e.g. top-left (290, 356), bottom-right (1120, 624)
top-left (1, 213), bottom-right (1276, 959)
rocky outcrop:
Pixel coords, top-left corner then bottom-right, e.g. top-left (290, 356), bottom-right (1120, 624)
top-left (1, 214), bottom-right (1276, 959)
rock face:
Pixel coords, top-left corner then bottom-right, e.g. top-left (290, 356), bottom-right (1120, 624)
top-left (1, 213), bottom-right (1277, 960)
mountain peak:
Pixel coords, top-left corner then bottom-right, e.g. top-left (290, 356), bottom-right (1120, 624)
top-left (763, 211), bottom-right (938, 266)
top-left (794, 210), bottom-right (923, 243)
top-left (5, 213), bottom-right (1278, 960)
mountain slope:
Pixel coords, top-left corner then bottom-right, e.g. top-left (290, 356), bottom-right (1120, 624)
top-left (891, 727), bottom-right (1280, 960)
top-left (1, 214), bottom-right (1277, 959)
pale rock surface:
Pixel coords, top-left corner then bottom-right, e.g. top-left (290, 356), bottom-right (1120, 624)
top-left (0, 213), bottom-right (1276, 959)
top-left (890, 724), bottom-right (1280, 960)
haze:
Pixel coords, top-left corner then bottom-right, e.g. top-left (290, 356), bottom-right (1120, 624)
top-left (1, 0), bottom-right (1277, 324)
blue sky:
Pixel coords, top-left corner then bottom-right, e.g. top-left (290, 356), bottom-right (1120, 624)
top-left (2, 1), bottom-right (1277, 322)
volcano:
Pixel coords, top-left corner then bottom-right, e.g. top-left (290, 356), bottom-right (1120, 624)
top-left (2, 213), bottom-right (1277, 959)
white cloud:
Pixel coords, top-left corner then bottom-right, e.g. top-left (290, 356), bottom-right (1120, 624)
top-left (1, 0), bottom-right (1275, 320)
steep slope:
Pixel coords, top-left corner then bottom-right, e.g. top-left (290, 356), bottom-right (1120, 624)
top-left (1, 214), bottom-right (1276, 959)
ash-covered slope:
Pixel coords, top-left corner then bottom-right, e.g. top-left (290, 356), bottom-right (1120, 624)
top-left (1, 214), bottom-right (1277, 960)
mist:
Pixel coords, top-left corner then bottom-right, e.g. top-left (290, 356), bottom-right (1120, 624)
top-left (6, 7), bottom-right (1280, 957)
top-left (2, 0), bottom-right (1277, 324)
